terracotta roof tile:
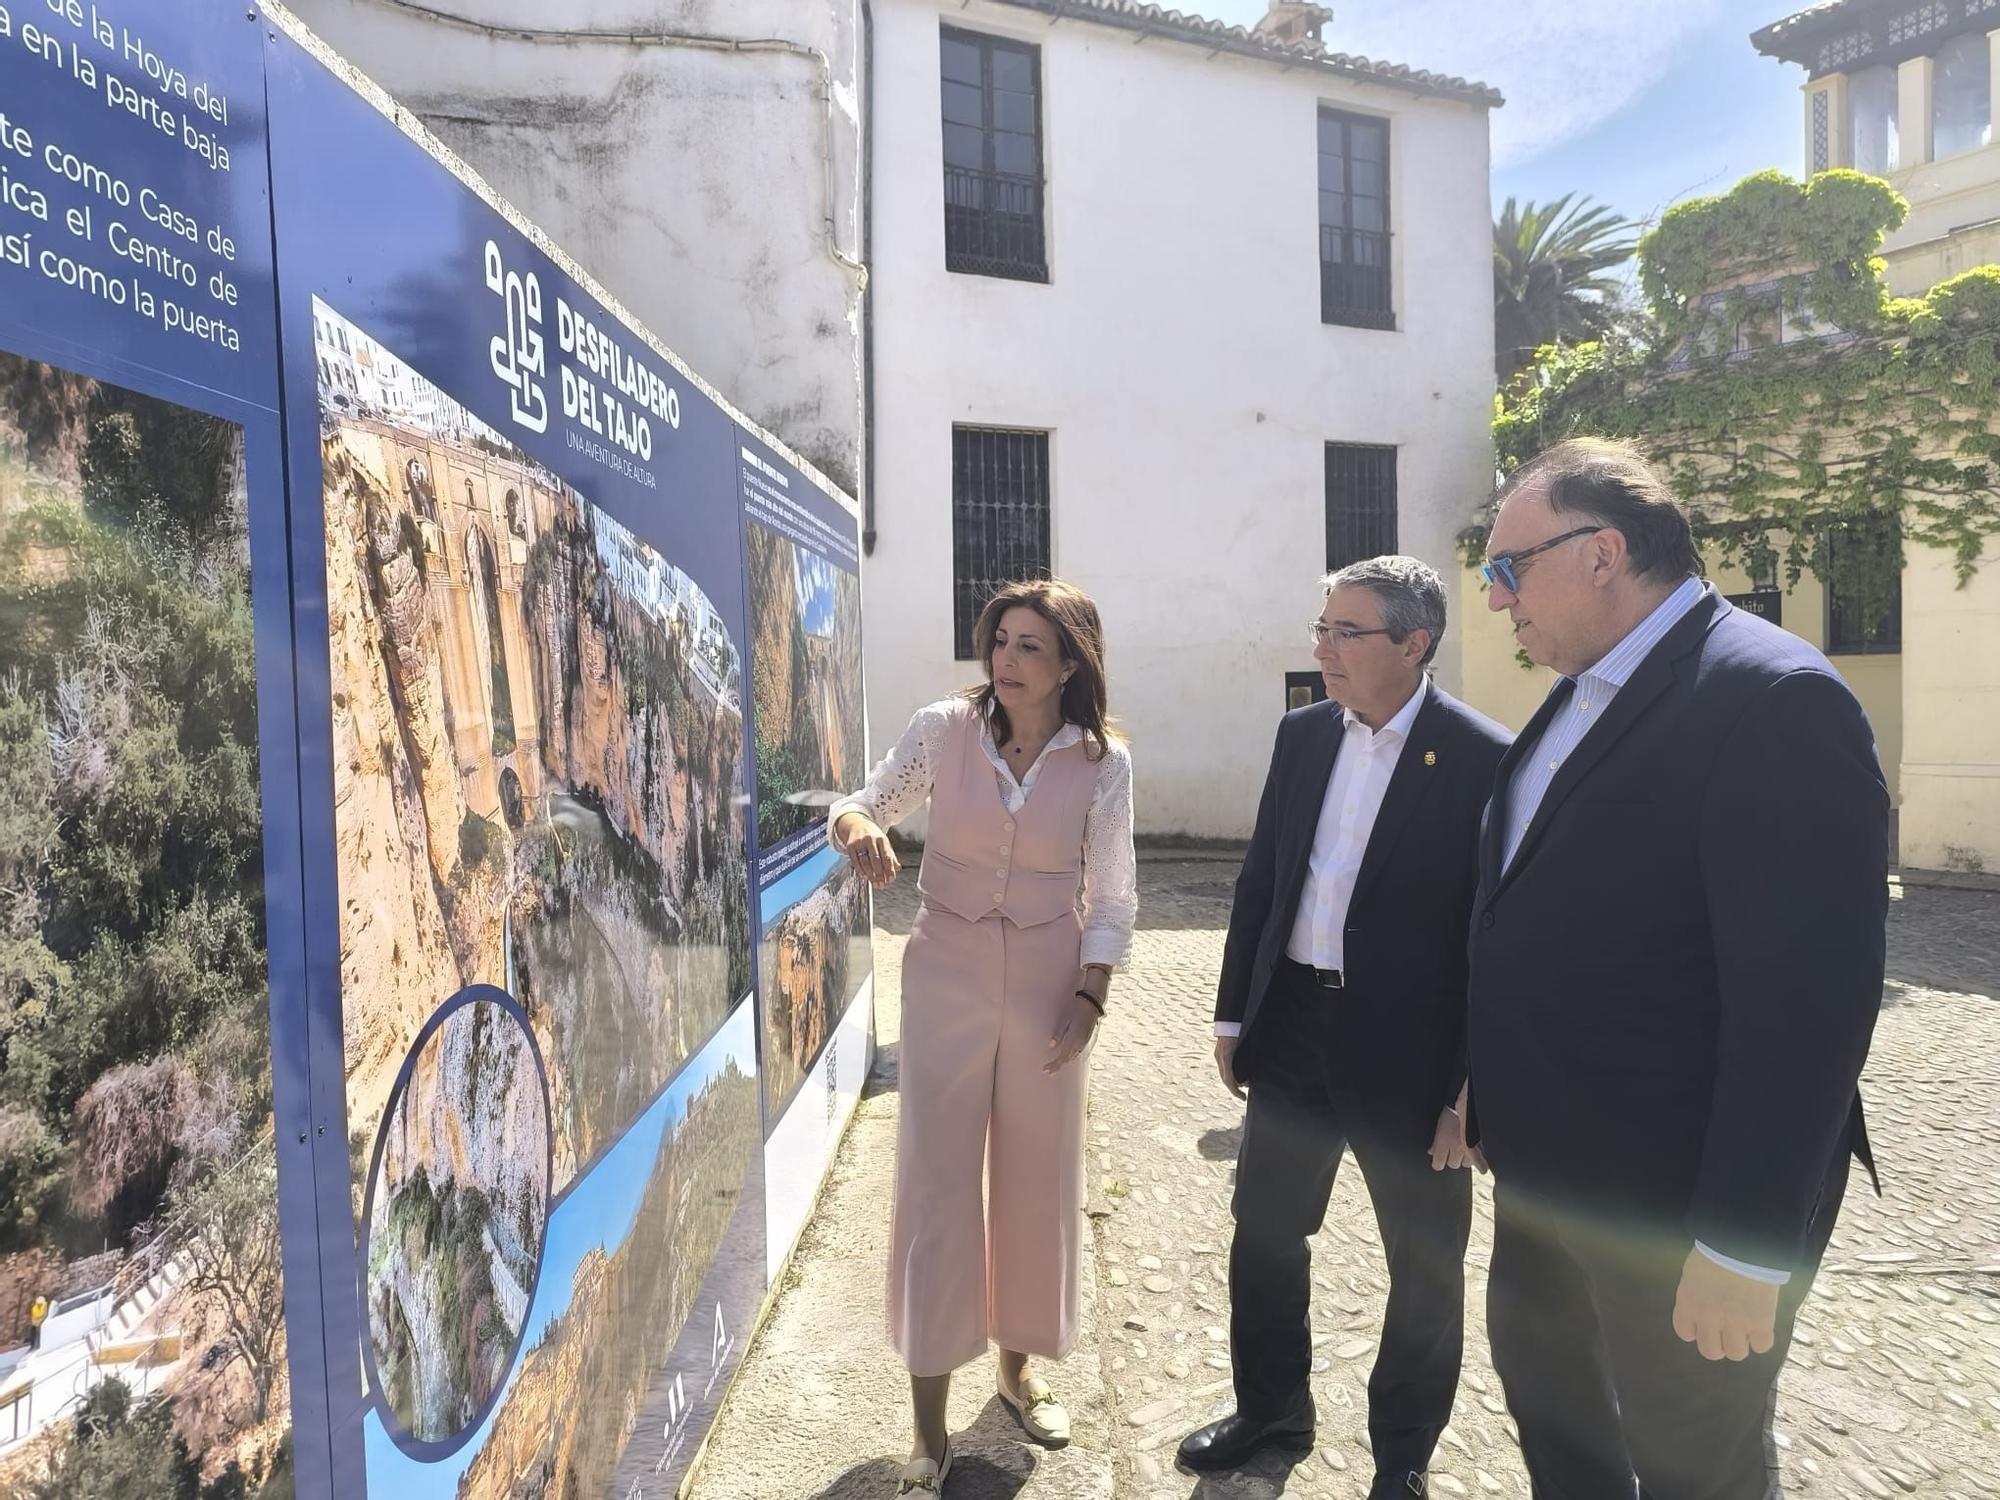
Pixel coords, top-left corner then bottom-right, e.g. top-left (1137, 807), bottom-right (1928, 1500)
top-left (986, 0), bottom-right (1504, 106)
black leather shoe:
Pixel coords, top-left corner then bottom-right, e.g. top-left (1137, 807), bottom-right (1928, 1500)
top-left (1175, 1405), bottom-right (1315, 1473)
top-left (1367, 1472), bottom-right (1428, 1499)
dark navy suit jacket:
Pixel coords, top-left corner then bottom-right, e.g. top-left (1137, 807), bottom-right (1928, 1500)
top-left (1216, 681), bottom-right (1512, 1114)
top-left (1467, 588), bottom-right (1888, 1271)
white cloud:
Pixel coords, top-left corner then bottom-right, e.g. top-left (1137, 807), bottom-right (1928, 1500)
top-left (1237, 0), bottom-right (1736, 167)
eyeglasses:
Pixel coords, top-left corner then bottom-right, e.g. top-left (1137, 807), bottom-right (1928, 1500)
top-left (1480, 526), bottom-right (1605, 593)
top-left (1308, 620), bottom-right (1395, 647)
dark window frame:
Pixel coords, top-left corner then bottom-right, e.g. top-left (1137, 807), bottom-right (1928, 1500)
top-left (1825, 516), bottom-right (1903, 655)
top-left (940, 26), bottom-right (1049, 283)
top-left (1285, 670), bottom-right (1329, 711)
top-left (1318, 108), bottom-right (1395, 330)
top-left (952, 426), bottom-right (1053, 660)
top-left (1325, 442), bottom-right (1399, 570)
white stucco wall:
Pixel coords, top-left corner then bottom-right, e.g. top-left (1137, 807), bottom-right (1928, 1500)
top-left (867, 0), bottom-right (1496, 836)
top-left (1900, 538), bottom-right (2000, 876)
top-left (282, 0), bottom-right (867, 490)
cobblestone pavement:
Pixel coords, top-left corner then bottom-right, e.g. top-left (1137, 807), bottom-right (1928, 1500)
top-left (695, 862), bottom-right (2000, 1498)
top-left (1087, 861), bottom-right (2000, 1500)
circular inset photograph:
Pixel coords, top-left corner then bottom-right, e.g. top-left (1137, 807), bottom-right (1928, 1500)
top-left (361, 987), bottom-right (552, 1452)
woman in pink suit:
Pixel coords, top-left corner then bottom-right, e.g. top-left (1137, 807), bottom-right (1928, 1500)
top-left (830, 578), bottom-right (1136, 1495)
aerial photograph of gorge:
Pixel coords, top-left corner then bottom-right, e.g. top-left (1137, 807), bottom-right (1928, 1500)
top-left (0, 348), bottom-right (294, 1497)
top-left (449, 1002), bottom-right (759, 1500)
top-left (314, 297), bottom-right (752, 1217)
top-left (757, 859), bottom-right (872, 1124)
top-left (744, 519), bottom-right (870, 1122)
top-left (364, 995), bottom-right (550, 1447)
top-left (746, 521), bottom-right (866, 852)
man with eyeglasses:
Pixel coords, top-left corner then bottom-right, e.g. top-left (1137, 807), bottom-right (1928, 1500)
top-left (1179, 557), bottom-right (1510, 1499)
top-left (1468, 438), bottom-right (1886, 1500)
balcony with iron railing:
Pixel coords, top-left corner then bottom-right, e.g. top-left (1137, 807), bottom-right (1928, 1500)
top-left (945, 164), bottom-right (1048, 282)
top-left (1320, 225), bottom-right (1394, 329)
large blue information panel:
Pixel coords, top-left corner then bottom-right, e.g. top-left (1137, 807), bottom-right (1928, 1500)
top-left (0, 4), bottom-right (870, 1495)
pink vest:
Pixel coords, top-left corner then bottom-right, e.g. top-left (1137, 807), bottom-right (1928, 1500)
top-left (917, 704), bottom-right (1097, 927)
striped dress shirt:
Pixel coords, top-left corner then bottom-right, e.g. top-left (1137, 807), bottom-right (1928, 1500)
top-left (1501, 576), bottom-right (1705, 872)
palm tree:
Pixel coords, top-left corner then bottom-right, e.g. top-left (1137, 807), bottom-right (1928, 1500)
top-left (1493, 194), bottom-right (1640, 383)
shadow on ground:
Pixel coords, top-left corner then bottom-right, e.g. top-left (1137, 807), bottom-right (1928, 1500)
top-left (1177, 1446), bottom-right (1315, 1496)
top-left (1197, 1125), bottom-right (1242, 1161)
top-left (808, 1397), bottom-right (1049, 1498)
top-left (865, 1040), bottom-right (901, 1095)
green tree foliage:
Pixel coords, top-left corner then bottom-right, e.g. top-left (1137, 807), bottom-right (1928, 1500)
top-left (1494, 193), bottom-right (1641, 381)
top-left (755, 723), bottom-right (814, 846)
top-left (17, 1377), bottom-right (286, 1500)
top-left (23, 1379), bottom-right (196, 1499)
top-left (1637, 169), bottom-right (1905, 343)
top-left (80, 398), bottom-right (239, 539)
top-left (0, 365), bottom-right (266, 1254)
top-left (1487, 171), bottom-right (2000, 634)
top-left (0, 1106), bottom-right (63, 1249)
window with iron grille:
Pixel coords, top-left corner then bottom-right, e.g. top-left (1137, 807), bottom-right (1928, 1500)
top-left (1325, 443), bottom-right (1398, 570)
top-left (1825, 516), bottom-right (1902, 654)
top-left (953, 427), bottom-right (1052, 659)
top-left (941, 27), bottom-right (1048, 282)
top-left (1318, 109), bottom-right (1394, 329)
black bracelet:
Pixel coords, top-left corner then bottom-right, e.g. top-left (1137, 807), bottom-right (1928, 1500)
top-left (1074, 989), bottom-right (1106, 1016)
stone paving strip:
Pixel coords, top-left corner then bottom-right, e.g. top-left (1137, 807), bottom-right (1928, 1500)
top-left (695, 858), bottom-right (2000, 1499)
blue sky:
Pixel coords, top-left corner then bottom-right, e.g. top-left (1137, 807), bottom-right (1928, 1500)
top-left (759, 843), bottom-right (843, 937)
top-left (1206, 0), bottom-right (1810, 234)
top-left (794, 547), bottom-right (839, 637)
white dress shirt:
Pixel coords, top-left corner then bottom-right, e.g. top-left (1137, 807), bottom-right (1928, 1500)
top-left (1214, 679), bottom-right (1426, 1039)
top-left (1502, 578), bottom-right (1787, 1285)
top-left (827, 698), bottom-right (1138, 969)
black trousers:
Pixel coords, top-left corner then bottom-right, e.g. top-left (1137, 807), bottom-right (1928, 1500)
top-left (1228, 964), bottom-right (1471, 1475)
top-left (1486, 1151), bottom-right (1849, 1500)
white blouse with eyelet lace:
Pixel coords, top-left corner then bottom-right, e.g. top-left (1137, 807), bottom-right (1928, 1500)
top-left (828, 697), bottom-right (1137, 969)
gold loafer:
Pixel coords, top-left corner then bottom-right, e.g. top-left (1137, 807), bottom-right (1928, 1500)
top-left (897, 1438), bottom-right (952, 1494)
top-left (999, 1374), bottom-right (1071, 1447)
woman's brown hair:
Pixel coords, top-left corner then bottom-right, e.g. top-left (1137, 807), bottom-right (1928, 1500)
top-left (962, 578), bottom-right (1113, 761)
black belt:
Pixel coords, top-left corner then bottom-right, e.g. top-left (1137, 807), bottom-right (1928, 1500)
top-left (1282, 956), bottom-right (1345, 990)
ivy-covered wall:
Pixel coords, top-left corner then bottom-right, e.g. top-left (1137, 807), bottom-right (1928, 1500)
top-left (1468, 169), bottom-right (2000, 868)
top-left (1482, 171), bottom-right (2000, 637)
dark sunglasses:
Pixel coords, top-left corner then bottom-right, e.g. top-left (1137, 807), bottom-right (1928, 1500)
top-left (1480, 526), bottom-right (1604, 592)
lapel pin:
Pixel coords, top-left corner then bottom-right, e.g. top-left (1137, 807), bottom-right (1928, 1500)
top-left (1424, 750), bottom-right (1437, 766)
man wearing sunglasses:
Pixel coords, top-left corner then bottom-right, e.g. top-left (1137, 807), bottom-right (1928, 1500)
top-left (1179, 557), bottom-right (1510, 1499)
top-left (1469, 438), bottom-right (1887, 1500)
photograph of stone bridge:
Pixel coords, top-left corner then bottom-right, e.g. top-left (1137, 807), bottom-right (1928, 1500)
top-left (314, 300), bottom-right (752, 1228)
